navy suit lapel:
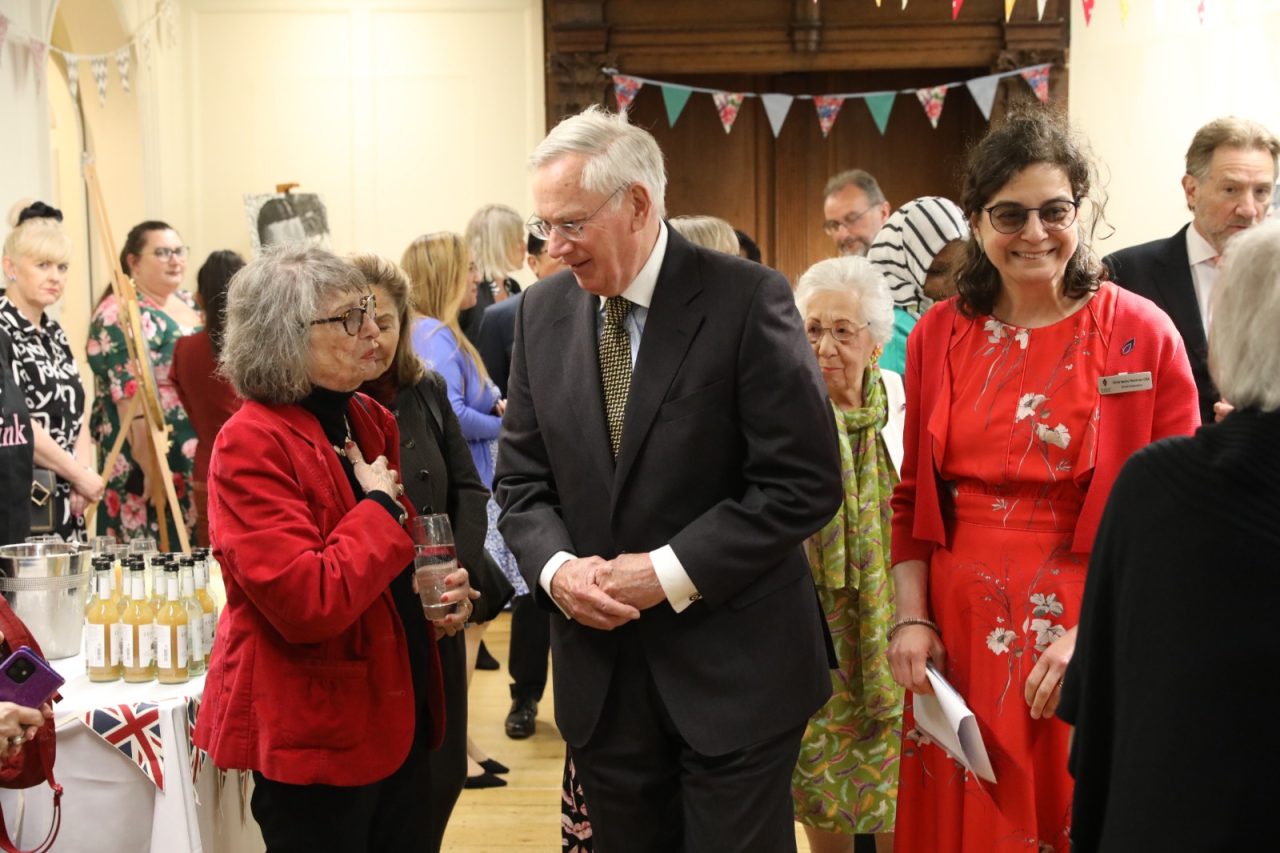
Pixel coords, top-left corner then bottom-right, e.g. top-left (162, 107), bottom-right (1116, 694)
top-left (612, 235), bottom-right (705, 501)
top-left (1151, 225), bottom-right (1207, 358)
top-left (554, 285), bottom-right (616, 489)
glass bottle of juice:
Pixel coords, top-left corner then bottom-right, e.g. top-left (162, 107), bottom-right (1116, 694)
top-left (111, 545), bottom-right (127, 614)
top-left (192, 550), bottom-right (217, 668)
top-left (155, 563), bottom-right (189, 684)
top-left (150, 554), bottom-right (173, 613)
top-left (84, 557), bottom-right (122, 682)
top-left (178, 556), bottom-right (205, 676)
top-left (121, 559), bottom-right (156, 683)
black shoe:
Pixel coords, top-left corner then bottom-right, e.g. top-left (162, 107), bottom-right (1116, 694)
top-left (504, 696), bottom-right (538, 739)
top-left (463, 771), bottom-right (507, 789)
top-left (476, 641), bottom-right (500, 671)
top-left (479, 758), bottom-right (509, 775)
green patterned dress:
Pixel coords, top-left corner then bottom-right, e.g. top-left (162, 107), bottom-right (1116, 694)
top-left (87, 291), bottom-right (201, 545)
top-left (792, 365), bottom-right (904, 835)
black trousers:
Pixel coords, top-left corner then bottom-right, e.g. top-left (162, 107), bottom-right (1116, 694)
top-left (572, 637), bottom-right (805, 853)
top-left (507, 593), bottom-right (550, 701)
top-left (422, 631), bottom-right (467, 851)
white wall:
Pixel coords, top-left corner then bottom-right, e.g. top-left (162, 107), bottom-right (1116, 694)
top-left (1070, 0), bottom-right (1280, 254)
top-left (0, 0), bottom-right (56, 221)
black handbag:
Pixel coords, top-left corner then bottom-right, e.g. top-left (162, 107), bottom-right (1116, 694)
top-left (28, 469), bottom-right (56, 535)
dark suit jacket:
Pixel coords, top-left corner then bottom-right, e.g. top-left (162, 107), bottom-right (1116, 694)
top-left (476, 292), bottom-right (521, 397)
top-left (1103, 224), bottom-right (1215, 424)
top-left (494, 229), bottom-right (842, 756)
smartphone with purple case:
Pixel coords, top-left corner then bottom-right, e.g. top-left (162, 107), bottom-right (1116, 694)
top-left (0, 646), bottom-right (65, 709)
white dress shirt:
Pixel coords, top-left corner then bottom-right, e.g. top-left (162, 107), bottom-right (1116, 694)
top-left (537, 223), bottom-right (703, 615)
top-left (1186, 224), bottom-right (1220, 334)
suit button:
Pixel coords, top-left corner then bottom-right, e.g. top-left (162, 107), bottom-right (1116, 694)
top-left (417, 469), bottom-right (430, 481)
top-left (404, 438), bottom-right (416, 449)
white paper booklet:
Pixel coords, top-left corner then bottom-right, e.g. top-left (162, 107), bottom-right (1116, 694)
top-left (912, 663), bottom-right (997, 783)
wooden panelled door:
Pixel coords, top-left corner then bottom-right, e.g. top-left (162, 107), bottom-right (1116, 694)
top-left (624, 68), bottom-right (991, 286)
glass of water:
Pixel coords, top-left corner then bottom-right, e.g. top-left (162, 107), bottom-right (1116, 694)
top-left (411, 515), bottom-right (457, 619)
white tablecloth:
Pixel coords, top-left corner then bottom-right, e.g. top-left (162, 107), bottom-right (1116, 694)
top-left (0, 654), bottom-right (261, 853)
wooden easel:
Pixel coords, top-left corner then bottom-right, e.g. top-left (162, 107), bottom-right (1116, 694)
top-left (81, 161), bottom-right (190, 554)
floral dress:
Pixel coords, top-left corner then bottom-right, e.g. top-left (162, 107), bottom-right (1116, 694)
top-left (895, 284), bottom-right (1116, 853)
top-left (0, 297), bottom-right (86, 539)
top-left (87, 292), bottom-right (200, 545)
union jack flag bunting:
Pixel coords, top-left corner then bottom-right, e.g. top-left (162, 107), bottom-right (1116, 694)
top-left (83, 702), bottom-right (166, 790)
top-left (187, 695), bottom-right (206, 786)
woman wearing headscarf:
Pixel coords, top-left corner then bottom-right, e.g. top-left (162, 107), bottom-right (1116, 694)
top-left (867, 196), bottom-right (970, 376)
top-left (1, 200), bottom-right (104, 539)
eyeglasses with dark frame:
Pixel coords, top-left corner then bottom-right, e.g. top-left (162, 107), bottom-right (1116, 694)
top-left (983, 199), bottom-right (1081, 235)
top-left (151, 246), bottom-right (189, 260)
top-left (805, 320), bottom-right (870, 345)
top-left (821, 207), bottom-right (877, 236)
top-left (310, 293), bottom-right (377, 337)
top-left (527, 185), bottom-right (628, 242)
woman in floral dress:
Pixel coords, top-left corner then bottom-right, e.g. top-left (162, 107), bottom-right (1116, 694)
top-left (886, 108), bottom-right (1199, 853)
top-left (87, 221), bottom-right (201, 546)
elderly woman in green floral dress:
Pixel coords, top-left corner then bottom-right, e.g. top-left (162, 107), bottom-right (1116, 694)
top-left (792, 256), bottom-right (905, 853)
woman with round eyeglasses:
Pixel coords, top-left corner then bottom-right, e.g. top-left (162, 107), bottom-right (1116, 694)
top-left (88, 220), bottom-right (203, 544)
top-left (886, 107), bottom-right (1199, 853)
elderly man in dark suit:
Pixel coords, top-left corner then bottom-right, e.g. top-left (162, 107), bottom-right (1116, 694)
top-left (1104, 116), bottom-right (1278, 424)
top-left (494, 106), bottom-right (841, 852)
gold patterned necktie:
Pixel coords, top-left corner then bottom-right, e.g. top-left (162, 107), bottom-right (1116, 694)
top-left (599, 296), bottom-right (633, 458)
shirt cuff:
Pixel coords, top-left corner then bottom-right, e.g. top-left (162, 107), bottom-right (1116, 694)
top-left (539, 551), bottom-right (575, 618)
top-left (365, 491), bottom-right (406, 525)
top-left (651, 545), bottom-right (701, 614)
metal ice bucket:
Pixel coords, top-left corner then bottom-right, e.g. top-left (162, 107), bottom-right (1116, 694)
top-left (0, 542), bottom-right (93, 659)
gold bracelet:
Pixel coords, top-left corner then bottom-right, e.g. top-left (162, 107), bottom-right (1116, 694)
top-left (888, 617), bottom-right (941, 642)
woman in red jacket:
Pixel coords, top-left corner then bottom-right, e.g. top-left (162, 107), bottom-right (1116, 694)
top-left (193, 245), bottom-right (474, 852)
top-left (885, 107), bottom-right (1200, 853)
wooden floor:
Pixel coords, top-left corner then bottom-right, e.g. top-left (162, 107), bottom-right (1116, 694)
top-left (442, 612), bottom-right (814, 851)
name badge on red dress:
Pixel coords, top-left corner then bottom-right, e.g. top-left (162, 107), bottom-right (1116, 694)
top-left (1097, 371), bottom-right (1153, 395)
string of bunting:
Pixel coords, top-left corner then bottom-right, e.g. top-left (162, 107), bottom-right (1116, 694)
top-left (0, 0), bottom-right (173, 106)
top-left (606, 63), bottom-right (1053, 138)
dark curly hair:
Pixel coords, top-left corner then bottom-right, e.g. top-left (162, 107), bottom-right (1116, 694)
top-left (955, 105), bottom-right (1106, 318)
top-left (197, 250), bottom-right (245, 356)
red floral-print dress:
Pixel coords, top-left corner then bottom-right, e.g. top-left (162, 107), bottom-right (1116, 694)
top-left (896, 284), bottom-right (1116, 853)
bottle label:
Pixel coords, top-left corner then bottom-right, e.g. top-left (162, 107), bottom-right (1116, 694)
top-left (110, 622), bottom-right (123, 666)
top-left (138, 623), bottom-right (154, 668)
top-left (202, 613), bottom-right (216, 659)
top-left (122, 625), bottom-right (134, 667)
top-left (157, 626), bottom-right (172, 669)
top-left (188, 618), bottom-right (202, 663)
top-left (85, 622), bottom-right (107, 668)
top-left (176, 624), bottom-right (188, 669)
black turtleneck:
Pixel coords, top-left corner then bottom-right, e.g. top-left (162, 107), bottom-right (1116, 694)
top-left (299, 386), bottom-right (430, 715)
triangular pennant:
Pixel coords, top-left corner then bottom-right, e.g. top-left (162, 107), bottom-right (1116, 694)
top-left (137, 24), bottom-right (153, 70)
top-left (612, 74), bottom-right (642, 112)
top-left (116, 47), bottom-right (132, 93)
top-left (951, 0), bottom-right (965, 20)
top-left (1120, 0), bottom-right (1130, 22)
top-left (813, 95), bottom-right (845, 139)
top-left (1020, 65), bottom-right (1051, 104)
top-left (864, 92), bottom-right (895, 136)
top-left (0, 15), bottom-right (9, 64)
top-left (64, 53), bottom-right (80, 101)
top-left (915, 86), bottom-right (947, 129)
top-left (1036, 0), bottom-right (1048, 19)
top-left (1005, 0), bottom-right (1017, 21)
top-left (661, 85), bottom-right (692, 127)
top-left (29, 39), bottom-right (48, 91)
top-left (965, 74), bottom-right (1001, 122)
top-left (712, 92), bottom-right (745, 134)
top-left (760, 93), bottom-right (794, 138)
top-left (1081, 0), bottom-right (1094, 26)
top-left (91, 55), bottom-right (110, 106)
top-left (1198, 1), bottom-right (1206, 24)
top-left (161, 0), bottom-right (178, 47)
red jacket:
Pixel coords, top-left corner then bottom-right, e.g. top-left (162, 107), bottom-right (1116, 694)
top-left (891, 284), bottom-right (1200, 564)
top-left (193, 393), bottom-right (442, 786)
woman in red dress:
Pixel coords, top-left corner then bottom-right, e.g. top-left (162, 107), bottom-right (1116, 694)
top-left (886, 107), bottom-right (1200, 852)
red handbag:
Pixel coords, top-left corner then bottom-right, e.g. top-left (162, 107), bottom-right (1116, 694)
top-left (0, 601), bottom-right (61, 853)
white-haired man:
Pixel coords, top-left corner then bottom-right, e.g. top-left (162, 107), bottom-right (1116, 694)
top-left (495, 106), bottom-right (841, 851)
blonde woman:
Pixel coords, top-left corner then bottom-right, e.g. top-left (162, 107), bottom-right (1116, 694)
top-left (401, 231), bottom-right (510, 789)
top-left (459, 204), bottom-right (524, 343)
top-left (670, 214), bottom-right (741, 255)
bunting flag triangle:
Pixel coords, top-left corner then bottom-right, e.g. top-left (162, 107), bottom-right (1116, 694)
top-left (661, 84), bottom-right (692, 127)
top-left (1120, 0), bottom-right (1130, 22)
top-left (1198, 1), bottom-right (1206, 24)
top-left (1081, 0), bottom-right (1094, 26)
top-left (29, 39), bottom-right (48, 91)
top-left (864, 92), bottom-right (895, 136)
top-left (965, 74), bottom-right (1001, 121)
top-left (64, 53), bottom-right (80, 101)
top-left (0, 15), bottom-right (9, 63)
top-left (760, 93), bottom-right (794, 138)
top-left (814, 96), bottom-right (845, 138)
top-left (83, 703), bottom-right (167, 790)
top-left (116, 47), bottom-right (132, 93)
top-left (916, 86), bottom-right (947, 129)
top-left (951, 0), bottom-right (965, 20)
top-left (91, 55), bottom-right (110, 106)
top-left (1005, 0), bottom-right (1017, 21)
top-left (712, 92), bottom-right (745, 134)
top-left (1037, 0), bottom-right (1048, 20)
top-left (903, 0), bottom-right (909, 8)
top-left (612, 74), bottom-right (642, 112)
top-left (1020, 65), bottom-right (1051, 104)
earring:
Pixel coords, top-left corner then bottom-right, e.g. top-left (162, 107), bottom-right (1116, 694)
top-left (870, 346), bottom-right (882, 366)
